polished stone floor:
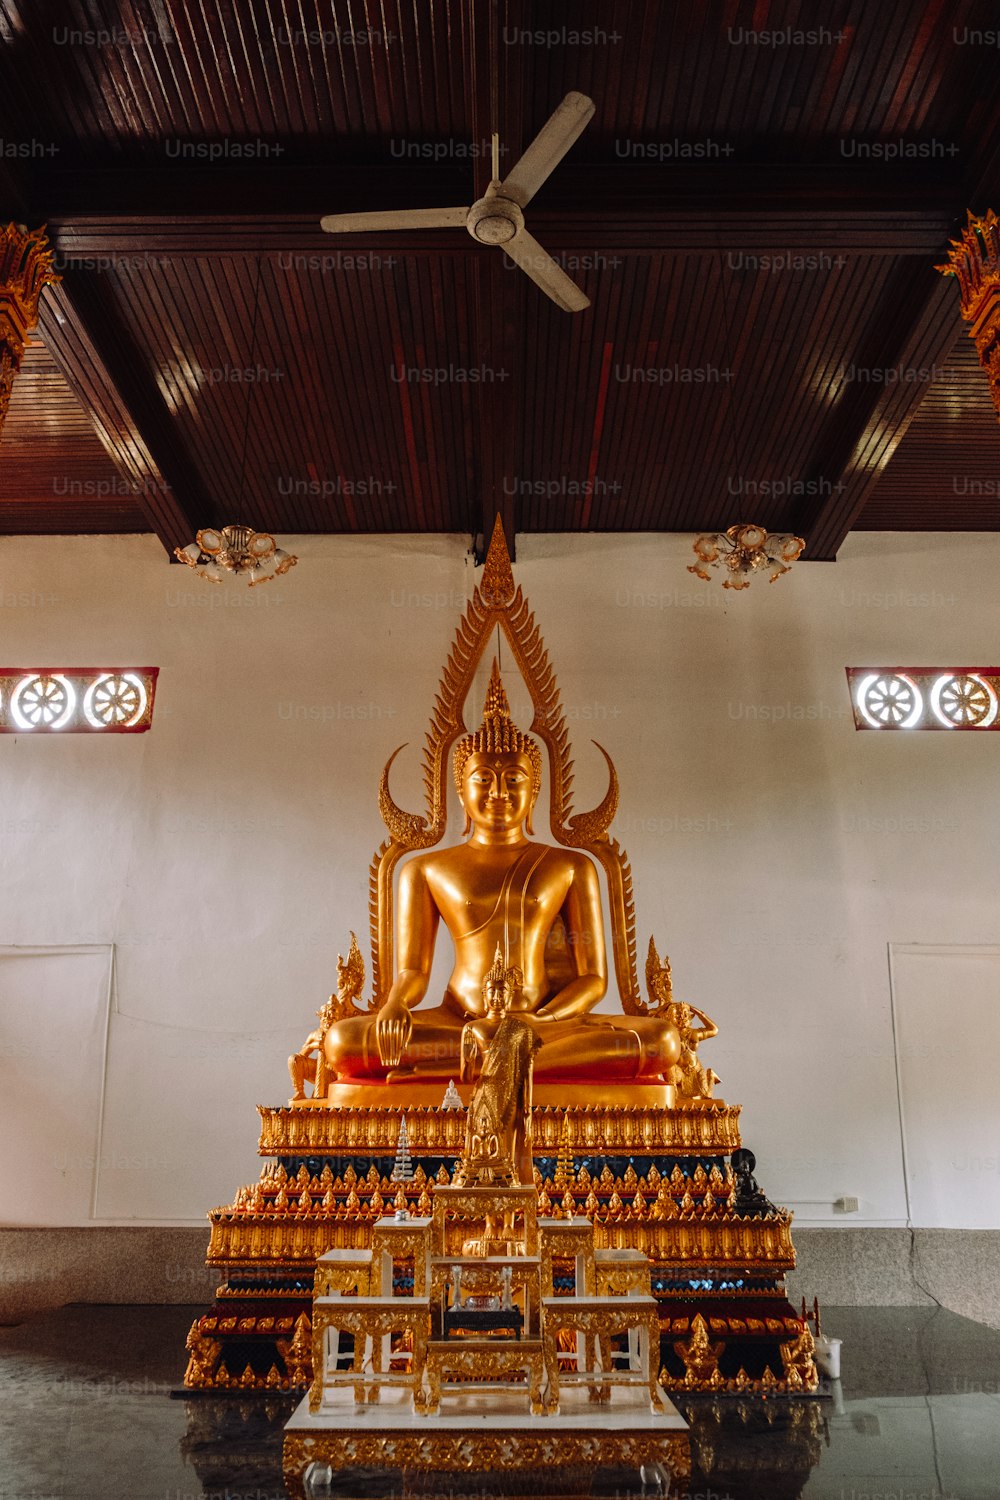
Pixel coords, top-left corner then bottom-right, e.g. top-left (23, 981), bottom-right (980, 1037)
top-left (1, 1303), bottom-right (999, 1499)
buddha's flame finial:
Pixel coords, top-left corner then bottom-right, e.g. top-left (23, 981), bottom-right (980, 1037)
top-left (482, 659), bottom-right (512, 728)
top-left (485, 942), bottom-right (508, 992)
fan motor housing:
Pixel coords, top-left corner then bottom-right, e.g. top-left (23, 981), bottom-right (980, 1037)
top-left (468, 192), bottom-right (524, 245)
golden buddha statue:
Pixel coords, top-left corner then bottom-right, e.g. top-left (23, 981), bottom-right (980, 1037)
top-left (322, 662), bottom-right (683, 1090)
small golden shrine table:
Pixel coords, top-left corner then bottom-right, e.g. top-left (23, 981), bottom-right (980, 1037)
top-left (370, 1214), bottom-right (433, 1295)
top-left (308, 1295), bottom-right (430, 1412)
top-left (313, 1248), bottom-right (373, 1297)
top-left (538, 1215), bottom-right (596, 1296)
top-left (541, 1294), bottom-right (663, 1413)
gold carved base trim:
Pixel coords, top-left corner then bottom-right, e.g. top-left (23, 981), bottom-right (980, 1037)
top-left (206, 1211), bottom-right (794, 1272)
top-left (660, 1368), bottom-right (819, 1395)
top-left (282, 1426), bottom-right (691, 1491)
top-left (261, 1099), bottom-right (742, 1156)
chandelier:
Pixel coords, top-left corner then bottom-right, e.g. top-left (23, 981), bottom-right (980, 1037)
top-left (688, 524), bottom-right (805, 589)
top-left (174, 525), bottom-right (297, 586)
top-left (172, 259), bottom-right (298, 588)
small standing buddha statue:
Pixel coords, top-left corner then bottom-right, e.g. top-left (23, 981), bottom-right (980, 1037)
top-left (322, 663), bottom-right (683, 1088)
top-left (458, 944), bottom-right (542, 1189)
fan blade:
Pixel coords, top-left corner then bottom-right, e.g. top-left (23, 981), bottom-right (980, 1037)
top-left (500, 92), bottom-right (595, 208)
top-left (320, 206), bottom-right (470, 233)
top-left (503, 231), bottom-right (590, 313)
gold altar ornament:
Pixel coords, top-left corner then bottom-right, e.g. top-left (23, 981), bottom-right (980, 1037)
top-left (937, 208), bottom-right (1000, 424)
top-left (282, 1430), bottom-right (692, 1488)
top-left (0, 223), bottom-right (60, 438)
top-left (780, 1322), bottom-right (818, 1392)
top-left (289, 933), bottom-right (367, 1101)
top-left (689, 523), bottom-right (805, 589)
top-left (674, 1312), bottom-right (724, 1387)
top-left (257, 1098), bottom-right (743, 1157)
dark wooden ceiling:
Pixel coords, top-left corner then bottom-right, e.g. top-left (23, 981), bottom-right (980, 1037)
top-left (0, 0), bottom-right (998, 559)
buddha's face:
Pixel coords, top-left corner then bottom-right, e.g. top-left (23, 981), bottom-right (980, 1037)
top-left (461, 751), bottom-right (535, 836)
top-left (484, 979), bottom-right (511, 1015)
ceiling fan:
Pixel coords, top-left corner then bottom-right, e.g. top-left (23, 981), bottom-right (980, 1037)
top-left (320, 92), bottom-right (595, 313)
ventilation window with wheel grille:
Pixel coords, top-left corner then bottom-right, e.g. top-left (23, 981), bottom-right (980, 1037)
top-left (847, 668), bottom-right (1000, 730)
top-left (0, 669), bottom-right (158, 733)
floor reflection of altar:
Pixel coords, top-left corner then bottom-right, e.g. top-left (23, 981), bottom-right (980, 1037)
top-left (6, 1302), bottom-right (1000, 1497)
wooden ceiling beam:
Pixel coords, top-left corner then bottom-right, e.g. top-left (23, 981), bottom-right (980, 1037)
top-left (799, 154), bottom-right (1000, 560)
top-left (25, 164), bottom-right (961, 256)
top-left (797, 273), bottom-right (961, 560)
top-left (35, 278), bottom-right (208, 556)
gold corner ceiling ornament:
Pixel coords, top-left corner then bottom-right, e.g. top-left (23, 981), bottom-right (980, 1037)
top-left (371, 515), bottom-right (648, 1013)
top-left (0, 224), bottom-right (60, 438)
top-left (937, 208), bottom-right (1000, 424)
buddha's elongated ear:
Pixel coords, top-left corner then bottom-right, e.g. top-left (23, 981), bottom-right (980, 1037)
top-left (525, 784), bottom-right (540, 836)
top-left (462, 809), bottom-right (472, 836)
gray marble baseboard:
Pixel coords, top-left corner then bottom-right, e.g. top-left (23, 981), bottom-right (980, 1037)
top-left (788, 1229), bottom-right (1000, 1329)
top-left (2, 1225), bottom-right (998, 1330)
top-left (0, 1228), bottom-right (213, 1324)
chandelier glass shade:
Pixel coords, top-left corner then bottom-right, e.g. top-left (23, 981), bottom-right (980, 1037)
top-left (688, 524), bottom-right (805, 589)
top-left (174, 525), bottom-right (298, 587)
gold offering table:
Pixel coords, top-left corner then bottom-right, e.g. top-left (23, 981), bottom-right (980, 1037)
top-left (284, 1166), bottom-right (690, 1489)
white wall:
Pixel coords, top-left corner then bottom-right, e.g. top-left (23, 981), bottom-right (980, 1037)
top-left (1, 529), bottom-right (998, 1230)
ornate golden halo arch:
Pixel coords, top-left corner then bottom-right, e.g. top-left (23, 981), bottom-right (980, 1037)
top-left (370, 516), bottom-right (650, 1015)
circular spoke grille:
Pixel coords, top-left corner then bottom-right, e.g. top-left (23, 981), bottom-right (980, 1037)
top-left (857, 674), bottom-right (923, 729)
top-left (83, 673), bottom-right (147, 729)
top-left (11, 674), bottom-right (76, 730)
top-left (931, 673), bottom-right (998, 729)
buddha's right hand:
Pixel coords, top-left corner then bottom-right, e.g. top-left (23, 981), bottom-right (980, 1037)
top-left (375, 1000), bottom-right (412, 1067)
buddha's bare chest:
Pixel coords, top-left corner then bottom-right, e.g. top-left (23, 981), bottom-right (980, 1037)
top-left (426, 850), bottom-right (568, 943)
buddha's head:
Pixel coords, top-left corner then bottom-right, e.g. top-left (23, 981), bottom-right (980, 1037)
top-left (453, 661), bottom-right (542, 836)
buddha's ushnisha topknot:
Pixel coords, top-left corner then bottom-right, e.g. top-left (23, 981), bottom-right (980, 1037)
top-left (453, 659), bottom-right (543, 802)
